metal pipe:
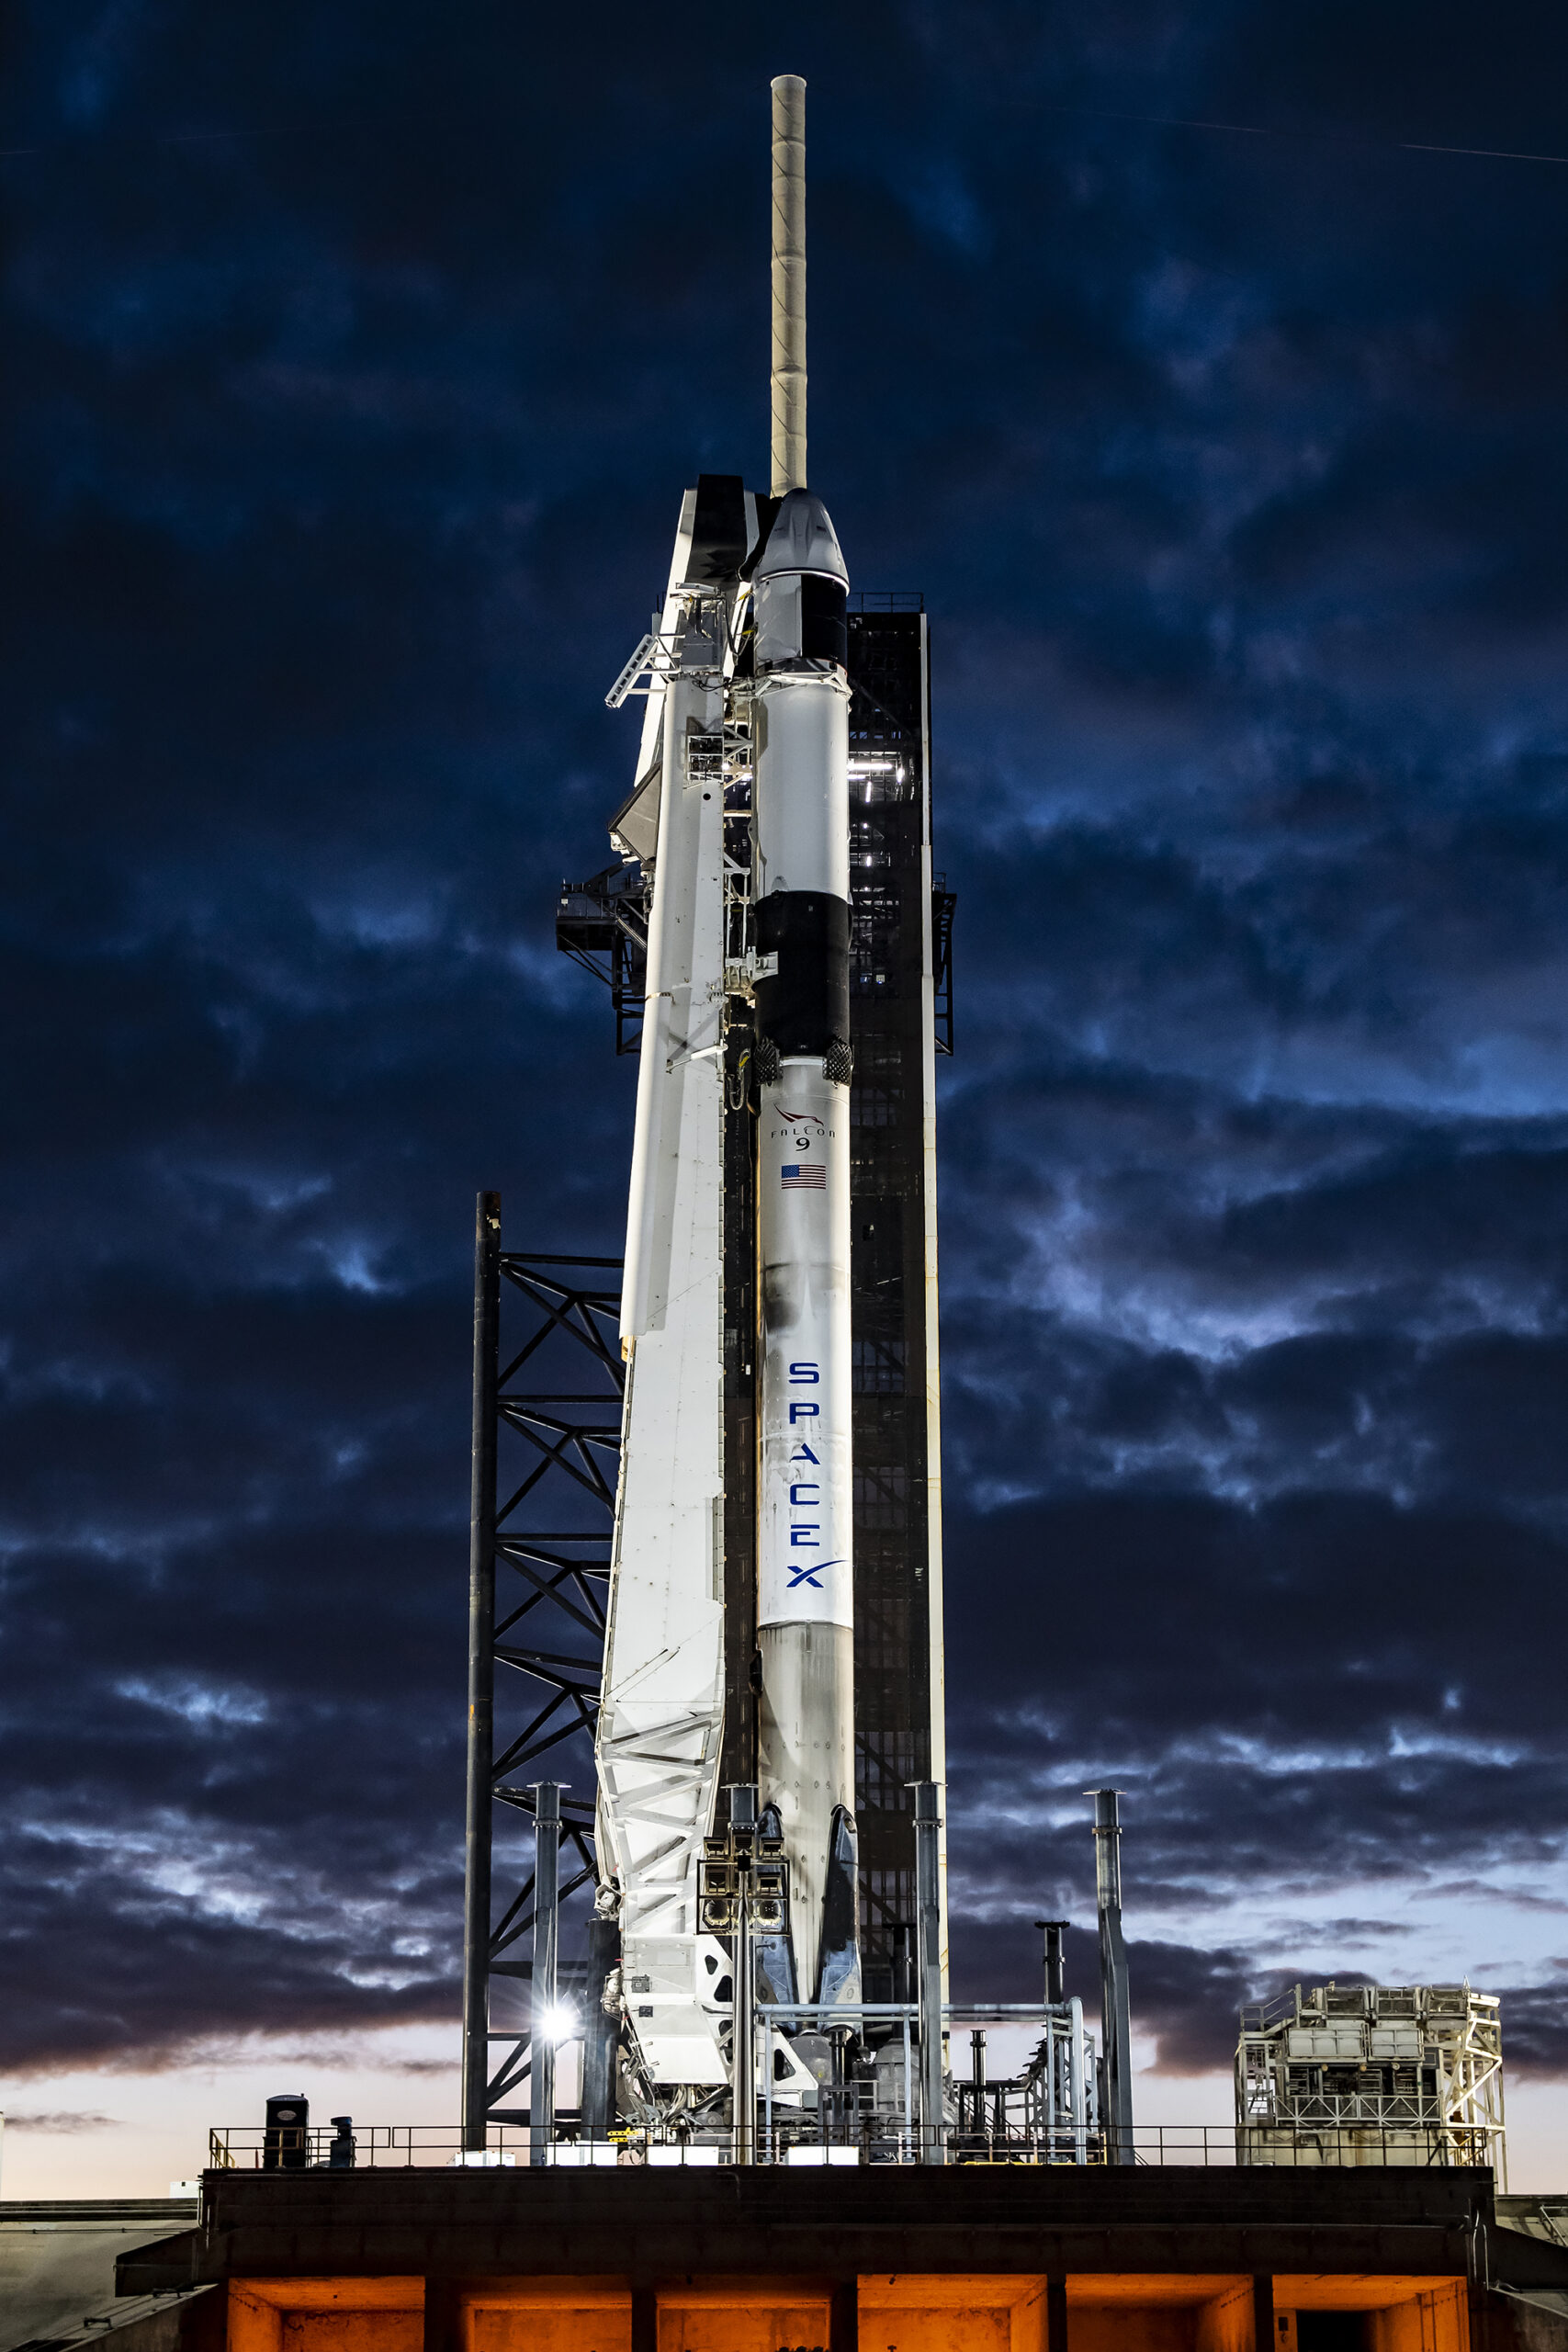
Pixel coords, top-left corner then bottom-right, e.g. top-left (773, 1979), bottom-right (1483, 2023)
top-left (1068, 1995), bottom-right (1087, 2165)
top-left (892, 1923), bottom-right (914, 2008)
top-left (1089, 1789), bottom-right (1134, 2163)
top-left (460, 1191), bottom-right (502, 2149)
top-left (735, 1886), bottom-right (754, 2163)
top-left (580, 1896), bottom-right (620, 2143)
top-left (763, 2010), bottom-right (774, 2163)
top-left (914, 1782), bottom-right (945, 2163)
top-left (531, 1781), bottom-right (561, 2166)
top-left (730, 1782), bottom-right (758, 2165)
top-left (770, 74), bottom-right (807, 494)
top-left (1038, 1919), bottom-right (1068, 2008)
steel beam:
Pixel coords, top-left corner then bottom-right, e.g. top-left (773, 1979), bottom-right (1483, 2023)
top-left (1089, 1789), bottom-right (1134, 2163)
top-left (531, 1781), bottom-right (561, 2165)
top-left (461, 1191), bottom-right (502, 2148)
top-left (914, 1780), bottom-right (944, 2164)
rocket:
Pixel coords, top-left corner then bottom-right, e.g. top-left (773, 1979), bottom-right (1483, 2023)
top-left (594, 73), bottom-right (858, 2109)
top-left (751, 74), bottom-right (861, 2018)
top-left (750, 503), bottom-right (858, 2007)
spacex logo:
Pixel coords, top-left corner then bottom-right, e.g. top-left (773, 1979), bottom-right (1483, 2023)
top-left (786, 1360), bottom-right (825, 1553)
top-left (788, 1557), bottom-right (841, 1589)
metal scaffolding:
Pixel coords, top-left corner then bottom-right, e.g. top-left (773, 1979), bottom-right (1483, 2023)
top-left (842, 602), bottom-right (948, 1995)
top-left (460, 1195), bottom-right (623, 2148)
top-left (463, 594), bottom-right (954, 2157)
top-left (547, 601), bottom-right (953, 2008)
top-left (1236, 1980), bottom-right (1506, 2177)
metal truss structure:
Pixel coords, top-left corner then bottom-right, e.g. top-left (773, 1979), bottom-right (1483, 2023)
top-left (932, 876), bottom-right (956, 1058)
top-left (555, 869), bottom-right (650, 1056)
top-left (841, 600), bottom-right (948, 1990)
top-left (1236, 1980), bottom-right (1506, 2177)
top-left (460, 1193), bottom-right (623, 2145)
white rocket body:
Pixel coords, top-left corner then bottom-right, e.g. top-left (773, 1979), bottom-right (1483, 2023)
top-left (595, 74), bottom-right (861, 2107)
top-left (595, 504), bottom-right (733, 2087)
top-left (751, 495), bottom-right (858, 2007)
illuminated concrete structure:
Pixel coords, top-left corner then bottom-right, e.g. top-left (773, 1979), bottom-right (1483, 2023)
top-left (115, 2165), bottom-right (1568, 2352)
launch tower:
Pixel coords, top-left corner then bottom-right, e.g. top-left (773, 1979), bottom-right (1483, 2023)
top-left (590, 76), bottom-right (950, 2135)
top-left (463, 78), bottom-right (953, 2154)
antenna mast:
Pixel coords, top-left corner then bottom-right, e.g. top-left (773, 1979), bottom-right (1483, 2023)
top-left (770, 74), bottom-right (807, 494)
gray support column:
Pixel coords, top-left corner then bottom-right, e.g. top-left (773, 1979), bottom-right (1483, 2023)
top-left (1038, 1918), bottom-right (1067, 2007)
top-left (914, 1781), bottom-right (945, 2164)
top-left (631, 2289), bottom-right (658, 2352)
top-left (423, 2278), bottom-right (466, 2352)
top-left (1089, 1788), bottom-right (1134, 2163)
top-left (460, 1192), bottom-right (502, 2149)
top-left (1046, 2278), bottom-right (1069, 2352)
top-left (581, 1903), bottom-right (620, 2143)
top-left (531, 1780), bottom-right (561, 2165)
top-left (1252, 2277), bottom-right (1275, 2352)
top-left (730, 1783), bottom-right (757, 2165)
top-left (830, 2282), bottom-right (859, 2352)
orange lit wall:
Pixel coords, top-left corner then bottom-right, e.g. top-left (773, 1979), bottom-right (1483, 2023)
top-left (227, 2278), bottom-right (423, 2352)
top-left (222, 2271), bottom-right (1470, 2352)
top-left (467, 2277), bottom-right (633, 2352)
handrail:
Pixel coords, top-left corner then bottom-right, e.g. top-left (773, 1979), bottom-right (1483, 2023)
top-left (199, 2119), bottom-right (1496, 2173)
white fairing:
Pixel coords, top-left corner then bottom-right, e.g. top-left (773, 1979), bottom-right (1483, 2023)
top-left (753, 673), bottom-right (851, 898)
top-left (597, 589), bottom-right (730, 2083)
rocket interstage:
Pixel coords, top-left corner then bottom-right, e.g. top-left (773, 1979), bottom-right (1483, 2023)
top-left (750, 488), bottom-right (860, 2010)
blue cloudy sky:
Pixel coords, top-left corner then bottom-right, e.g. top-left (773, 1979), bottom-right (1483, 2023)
top-left (6, 0), bottom-right (1568, 2177)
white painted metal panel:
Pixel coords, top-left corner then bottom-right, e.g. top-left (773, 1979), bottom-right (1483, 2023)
top-left (597, 574), bottom-right (730, 2085)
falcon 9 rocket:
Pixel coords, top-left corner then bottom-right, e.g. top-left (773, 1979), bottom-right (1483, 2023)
top-left (592, 76), bottom-right (870, 2125)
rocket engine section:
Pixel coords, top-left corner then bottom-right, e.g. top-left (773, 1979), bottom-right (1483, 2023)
top-left (751, 492), bottom-right (861, 2012)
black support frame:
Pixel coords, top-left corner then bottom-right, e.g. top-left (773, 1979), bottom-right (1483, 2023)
top-left (845, 600), bottom-right (946, 1987)
top-left (472, 578), bottom-right (953, 2140)
top-left (461, 1199), bottom-right (624, 2147)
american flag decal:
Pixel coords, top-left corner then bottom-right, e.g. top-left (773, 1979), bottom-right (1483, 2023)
top-left (781, 1163), bottom-right (826, 1191)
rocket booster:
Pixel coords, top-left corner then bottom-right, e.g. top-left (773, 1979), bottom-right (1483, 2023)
top-left (751, 490), bottom-right (859, 2008)
top-left (593, 74), bottom-right (861, 2097)
top-left (750, 73), bottom-right (860, 2016)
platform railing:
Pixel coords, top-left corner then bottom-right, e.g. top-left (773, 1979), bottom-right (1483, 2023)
top-left (206, 2120), bottom-right (1494, 2173)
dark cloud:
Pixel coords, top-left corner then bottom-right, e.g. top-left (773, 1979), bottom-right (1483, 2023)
top-left (1, 1815), bottom-right (458, 2074)
top-left (943, 1487), bottom-right (1568, 1753)
top-left (6, 0), bottom-right (1568, 2098)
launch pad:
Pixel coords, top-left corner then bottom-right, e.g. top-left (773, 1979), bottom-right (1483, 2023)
top-left (114, 2164), bottom-right (1568, 2352)
top-left (97, 66), bottom-right (1555, 2352)
top-left (445, 73), bottom-right (1512, 2189)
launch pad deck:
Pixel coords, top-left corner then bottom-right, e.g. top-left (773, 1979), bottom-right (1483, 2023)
top-left (115, 2165), bottom-right (1568, 2352)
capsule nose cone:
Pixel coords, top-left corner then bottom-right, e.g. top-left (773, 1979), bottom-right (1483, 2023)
top-left (756, 488), bottom-right (848, 584)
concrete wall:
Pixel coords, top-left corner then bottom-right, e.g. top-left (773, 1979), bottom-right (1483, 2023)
top-left (202, 2271), bottom-right (1476, 2352)
top-left (0, 2200), bottom-right (198, 2352)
